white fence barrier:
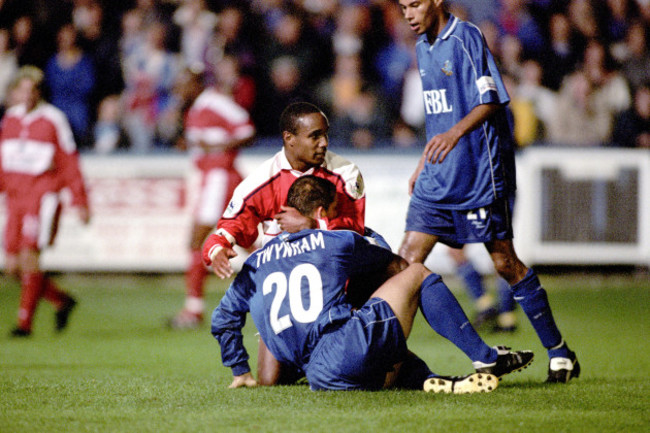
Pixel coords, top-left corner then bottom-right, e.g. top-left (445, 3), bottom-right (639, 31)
top-left (0, 148), bottom-right (648, 273)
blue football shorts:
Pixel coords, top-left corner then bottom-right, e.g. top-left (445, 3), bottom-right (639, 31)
top-left (305, 298), bottom-right (408, 391)
top-left (405, 195), bottom-right (515, 248)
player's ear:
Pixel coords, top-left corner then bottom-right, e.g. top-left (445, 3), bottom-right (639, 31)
top-left (282, 130), bottom-right (293, 145)
top-left (313, 205), bottom-right (326, 220)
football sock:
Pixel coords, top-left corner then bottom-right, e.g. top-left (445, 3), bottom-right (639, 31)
top-left (497, 277), bottom-right (516, 313)
top-left (41, 277), bottom-right (69, 310)
top-left (394, 351), bottom-right (434, 390)
top-left (419, 273), bottom-right (496, 364)
top-left (186, 249), bottom-right (208, 299)
top-left (17, 271), bottom-right (45, 331)
top-left (511, 269), bottom-right (568, 357)
top-left (456, 261), bottom-right (485, 300)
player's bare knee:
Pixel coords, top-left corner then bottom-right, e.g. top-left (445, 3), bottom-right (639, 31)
top-left (493, 256), bottom-right (527, 283)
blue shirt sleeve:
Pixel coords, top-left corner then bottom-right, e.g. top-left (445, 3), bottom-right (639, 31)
top-left (462, 24), bottom-right (509, 108)
top-left (211, 264), bottom-right (256, 376)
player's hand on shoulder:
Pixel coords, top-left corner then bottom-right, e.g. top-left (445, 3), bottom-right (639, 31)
top-left (229, 372), bottom-right (258, 389)
top-left (275, 206), bottom-right (316, 233)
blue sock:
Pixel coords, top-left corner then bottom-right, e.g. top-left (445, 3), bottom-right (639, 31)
top-left (511, 269), bottom-right (568, 357)
top-left (497, 277), bottom-right (516, 313)
top-left (456, 261), bottom-right (485, 300)
top-left (419, 273), bottom-right (496, 364)
top-left (394, 352), bottom-right (434, 390)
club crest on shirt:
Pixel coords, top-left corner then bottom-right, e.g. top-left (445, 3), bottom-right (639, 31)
top-left (441, 60), bottom-right (453, 76)
top-left (354, 173), bottom-right (365, 198)
top-left (420, 69), bottom-right (426, 77)
top-left (224, 196), bottom-right (243, 217)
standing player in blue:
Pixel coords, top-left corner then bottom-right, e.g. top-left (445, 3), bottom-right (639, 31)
top-left (396, 0), bottom-right (579, 383)
top-left (211, 176), bottom-right (533, 392)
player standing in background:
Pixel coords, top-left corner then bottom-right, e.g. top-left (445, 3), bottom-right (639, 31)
top-left (396, 0), bottom-right (579, 383)
top-left (211, 176), bottom-right (532, 392)
top-left (202, 102), bottom-right (370, 384)
top-left (168, 66), bottom-right (255, 330)
top-left (0, 66), bottom-right (90, 337)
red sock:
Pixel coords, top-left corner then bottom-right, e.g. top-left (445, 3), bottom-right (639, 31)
top-left (186, 250), bottom-right (208, 299)
top-left (42, 277), bottom-right (68, 310)
top-left (17, 272), bottom-right (45, 331)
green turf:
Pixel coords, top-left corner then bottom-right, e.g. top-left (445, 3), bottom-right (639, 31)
top-left (1, 272), bottom-right (649, 432)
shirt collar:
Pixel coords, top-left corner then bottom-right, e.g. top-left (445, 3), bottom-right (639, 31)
top-left (439, 14), bottom-right (459, 40)
top-left (418, 14), bottom-right (458, 47)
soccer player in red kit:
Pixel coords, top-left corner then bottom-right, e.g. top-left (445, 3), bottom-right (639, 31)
top-left (1, 66), bottom-right (90, 337)
top-left (202, 102), bottom-right (366, 279)
top-left (168, 73), bottom-right (256, 329)
top-left (202, 102), bottom-right (369, 384)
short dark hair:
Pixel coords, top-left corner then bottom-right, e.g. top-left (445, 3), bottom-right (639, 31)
top-left (286, 175), bottom-right (336, 217)
top-left (279, 102), bottom-right (328, 135)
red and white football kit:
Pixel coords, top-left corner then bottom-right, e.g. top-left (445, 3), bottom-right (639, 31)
top-left (184, 88), bottom-right (255, 226)
top-left (1, 101), bottom-right (88, 253)
top-left (1, 101), bottom-right (89, 333)
top-left (202, 148), bottom-right (366, 265)
top-left (177, 88), bottom-right (255, 324)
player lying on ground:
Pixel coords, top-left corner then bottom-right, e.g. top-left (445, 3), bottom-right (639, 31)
top-left (211, 176), bottom-right (533, 392)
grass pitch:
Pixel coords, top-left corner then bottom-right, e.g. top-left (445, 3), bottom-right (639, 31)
top-left (1, 272), bottom-right (649, 432)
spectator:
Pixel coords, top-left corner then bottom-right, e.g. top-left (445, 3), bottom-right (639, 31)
top-left (541, 12), bottom-right (581, 90)
top-left (604, 0), bottom-right (639, 45)
top-left (330, 84), bottom-right (391, 149)
top-left (566, 0), bottom-right (601, 50)
top-left (397, 58), bottom-right (426, 147)
top-left (253, 55), bottom-right (311, 138)
top-left (497, 0), bottom-right (545, 57)
top-left (121, 20), bottom-right (180, 152)
top-left (618, 19), bottom-right (650, 90)
top-left (546, 70), bottom-right (612, 146)
top-left (498, 34), bottom-right (524, 80)
top-left (0, 28), bottom-right (18, 111)
top-left (93, 94), bottom-right (124, 154)
top-left (314, 53), bottom-right (365, 119)
top-left (637, 0), bottom-right (650, 22)
top-left (582, 38), bottom-right (631, 117)
top-left (261, 10), bottom-right (322, 88)
top-left (374, 3), bottom-right (417, 118)
top-left (517, 59), bottom-right (557, 143)
top-left (11, 15), bottom-right (50, 69)
top-left (213, 53), bottom-right (256, 112)
top-left (612, 80), bottom-right (650, 148)
top-left (45, 23), bottom-right (96, 149)
top-left (173, 0), bottom-right (217, 72)
top-left (76, 1), bottom-right (125, 109)
top-left (202, 5), bottom-right (257, 87)
top-left (502, 73), bottom-right (539, 148)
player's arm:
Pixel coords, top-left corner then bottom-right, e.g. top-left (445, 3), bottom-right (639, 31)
top-left (54, 116), bottom-right (91, 224)
top-left (424, 103), bottom-right (501, 164)
top-left (202, 188), bottom-right (266, 277)
top-left (211, 269), bottom-right (258, 388)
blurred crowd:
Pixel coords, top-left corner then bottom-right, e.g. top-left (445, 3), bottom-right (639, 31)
top-left (0, 0), bottom-right (649, 153)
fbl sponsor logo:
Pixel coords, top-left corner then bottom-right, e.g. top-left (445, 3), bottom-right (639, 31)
top-left (423, 89), bottom-right (453, 115)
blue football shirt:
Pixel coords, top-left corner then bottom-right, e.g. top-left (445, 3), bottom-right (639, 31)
top-left (211, 229), bottom-right (395, 375)
top-left (413, 15), bottom-right (516, 210)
